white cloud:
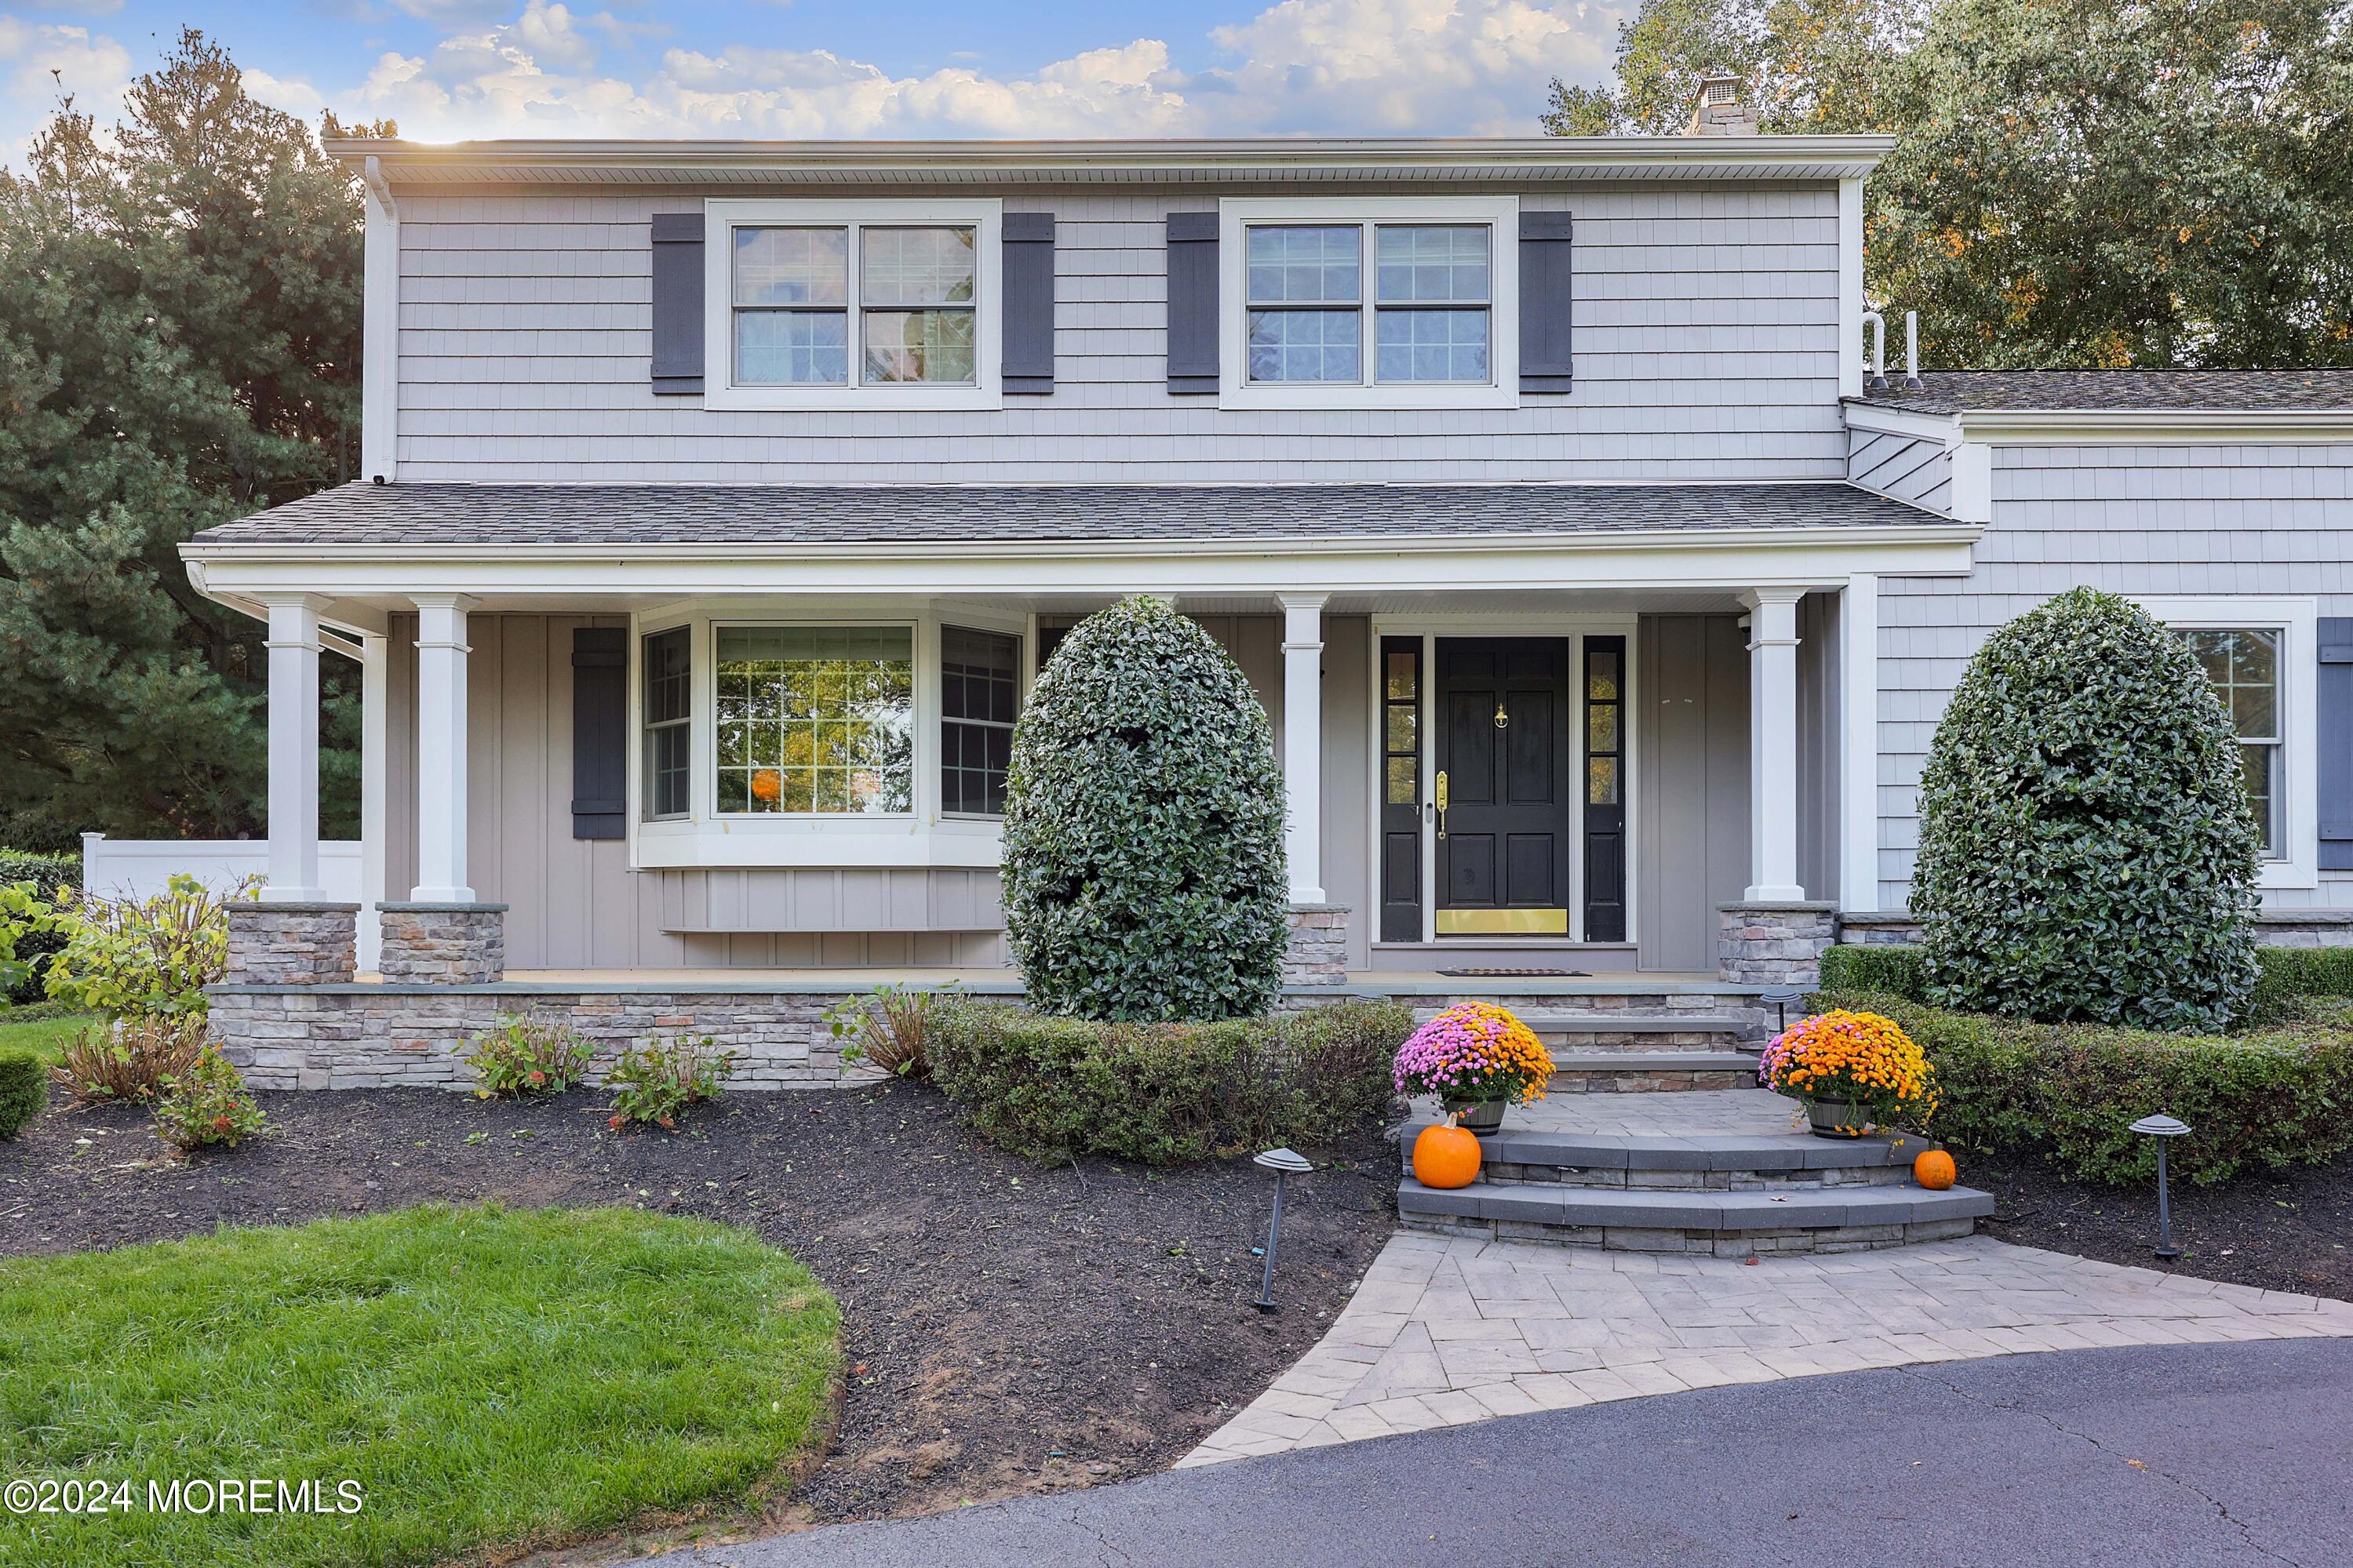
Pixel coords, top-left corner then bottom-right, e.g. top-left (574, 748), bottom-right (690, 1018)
top-left (0, 16), bottom-right (134, 155)
top-left (320, 0), bottom-right (1620, 141)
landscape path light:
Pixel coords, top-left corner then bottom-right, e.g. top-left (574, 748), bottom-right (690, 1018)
top-left (1757, 985), bottom-right (1805, 1038)
top-left (1251, 1148), bottom-right (1313, 1312)
top-left (2129, 1114), bottom-right (2191, 1260)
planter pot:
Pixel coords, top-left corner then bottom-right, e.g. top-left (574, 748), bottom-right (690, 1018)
top-left (1805, 1098), bottom-right (1874, 1139)
top-left (1444, 1098), bottom-right (1508, 1135)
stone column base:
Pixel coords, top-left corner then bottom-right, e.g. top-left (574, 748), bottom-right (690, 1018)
top-left (1284, 903), bottom-right (1351, 987)
top-left (226, 903), bottom-right (359, 984)
top-left (1717, 900), bottom-right (1837, 986)
top-left (377, 902), bottom-right (507, 984)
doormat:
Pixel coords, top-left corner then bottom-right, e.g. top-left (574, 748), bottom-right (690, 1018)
top-left (1436, 967), bottom-right (1591, 979)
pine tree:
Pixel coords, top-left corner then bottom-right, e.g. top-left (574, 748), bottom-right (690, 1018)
top-left (0, 31), bottom-right (386, 845)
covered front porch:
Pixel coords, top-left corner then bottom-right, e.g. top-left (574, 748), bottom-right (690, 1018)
top-left (180, 478), bottom-right (1976, 1085)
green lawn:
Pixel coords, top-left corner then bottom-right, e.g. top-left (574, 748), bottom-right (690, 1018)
top-left (0, 1205), bottom-right (839, 1568)
top-left (0, 1010), bottom-right (90, 1069)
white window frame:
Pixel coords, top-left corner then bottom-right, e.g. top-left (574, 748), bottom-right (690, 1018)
top-left (702, 198), bottom-right (1003, 413)
top-left (625, 598), bottom-right (1029, 871)
top-left (1217, 195), bottom-right (1520, 413)
top-left (2139, 595), bottom-right (2318, 891)
top-left (710, 617), bottom-right (922, 823)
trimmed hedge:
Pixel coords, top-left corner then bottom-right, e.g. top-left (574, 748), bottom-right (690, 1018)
top-left (0, 1047), bottom-right (46, 1138)
top-left (1815, 944), bottom-right (1926, 1001)
top-left (1911, 589), bottom-right (2261, 1031)
top-left (1822, 941), bottom-right (2353, 1028)
top-left (929, 998), bottom-right (1411, 1165)
top-left (1816, 988), bottom-right (2353, 1186)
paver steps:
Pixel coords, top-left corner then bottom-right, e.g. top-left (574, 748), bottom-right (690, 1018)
top-left (1397, 1087), bottom-right (1994, 1257)
top-left (1413, 1009), bottom-right (1757, 1050)
top-left (1549, 1050), bottom-right (1758, 1093)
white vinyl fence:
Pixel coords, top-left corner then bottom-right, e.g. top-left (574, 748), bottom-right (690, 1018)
top-left (79, 834), bottom-right (362, 903)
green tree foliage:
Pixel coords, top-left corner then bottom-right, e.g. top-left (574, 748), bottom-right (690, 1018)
top-left (1546, 0), bottom-right (2353, 368)
top-left (0, 31), bottom-right (387, 843)
top-left (1000, 597), bottom-right (1291, 1022)
top-left (1911, 589), bottom-right (2262, 1031)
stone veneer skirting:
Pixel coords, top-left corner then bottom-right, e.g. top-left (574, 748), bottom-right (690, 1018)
top-left (225, 904), bottom-right (359, 985)
top-left (1717, 901), bottom-right (1837, 986)
top-left (1283, 902), bottom-right (1350, 987)
top-left (377, 903), bottom-right (507, 984)
top-left (1399, 1213), bottom-right (1979, 1256)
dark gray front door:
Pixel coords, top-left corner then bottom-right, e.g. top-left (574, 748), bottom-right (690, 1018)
top-left (1434, 638), bottom-right (1573, 934)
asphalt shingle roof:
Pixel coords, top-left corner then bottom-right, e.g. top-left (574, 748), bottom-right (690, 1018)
top-left (1857, 369), bottom-right (2353, 415)
top-left (191, 482), bottom-right (1950, 549)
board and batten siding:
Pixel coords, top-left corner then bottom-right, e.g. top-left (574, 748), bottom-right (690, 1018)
top-left (1637, 615), bottom-right (1754, 972)
top-left (390, 184), bottom-right (1847, 484)
top-left (1873, 440), bottom-right (2353, 909)
top-left (384, 612), bottom-right (1336, 970)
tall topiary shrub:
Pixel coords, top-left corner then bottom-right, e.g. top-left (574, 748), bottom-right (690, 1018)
top-left (1001, 596), bottom-right (1289, 1021)
top-left (1911, 588), bottom-right (2260, 1031)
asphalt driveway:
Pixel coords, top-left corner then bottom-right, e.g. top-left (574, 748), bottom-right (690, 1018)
top-left (644, 1337), bottom-right (2353, 1567)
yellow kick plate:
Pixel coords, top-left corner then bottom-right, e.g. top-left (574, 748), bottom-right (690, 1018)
top-left (1435, 908), bottom-right (1570, 937)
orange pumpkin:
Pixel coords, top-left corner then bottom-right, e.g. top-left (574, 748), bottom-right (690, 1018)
top-left (751, 768), bottom-right (783, 802)
top-left (1412, 1120), bottom-right (1483, 1190)
top-left (1913, 1148), bottom-right (1958, 1191)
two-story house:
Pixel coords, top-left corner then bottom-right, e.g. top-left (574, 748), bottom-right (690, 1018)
top-left (183, 122), bottom-right (2353, 1093)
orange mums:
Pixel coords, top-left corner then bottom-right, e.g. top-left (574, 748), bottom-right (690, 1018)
top-left (1757, 1008), bottom-right (1939, 1126)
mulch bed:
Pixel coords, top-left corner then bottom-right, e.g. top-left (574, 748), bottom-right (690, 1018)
top-left (0, 1082), bottom-right (1397, 1530)
top-left (1976, 1151), bottom-right (2352, 1303)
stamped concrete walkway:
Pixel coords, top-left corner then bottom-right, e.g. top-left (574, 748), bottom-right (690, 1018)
top-left (1184, 1229), bottom-right (2353, 1464)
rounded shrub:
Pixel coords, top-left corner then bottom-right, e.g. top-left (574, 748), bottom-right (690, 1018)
top-left (1911, 588), bottom-right (2260, 1031)
top-left (1001, 596), bottom-right (1289, 1021)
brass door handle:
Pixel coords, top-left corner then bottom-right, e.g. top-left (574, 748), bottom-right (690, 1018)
top-left (1434, 769), bottom-right (1449, 839)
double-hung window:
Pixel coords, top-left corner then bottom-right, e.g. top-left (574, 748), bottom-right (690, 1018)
top-left (1218, 195), bottom-right (1517, 410)
top-left (705, 199), bottom-right (1002, 410)
top-left (2143, 596), bottom-right (2318, 887)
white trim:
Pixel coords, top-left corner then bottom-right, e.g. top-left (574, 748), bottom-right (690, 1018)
top-left (701, 198), bottom-right (1003, 413)
top-left (359, 184), bottom-right (399, 482)
top-left (258, 594), bottom-right (331, 904)
top-left (1216, 195), bottom-right (1519, 412)
top-left (410, 592), bottom-right (477, 902)
top-left (1278, 593), bottom-right (1329, 903)
top-left (1950, 443), bottom-right (1994, 524)
top-left (1742, 586), bottom-right (1807, 901)
top-left (1838, 574), bottom-right (1879, 913)
top-left (1840, 402), bottom-right (1962, 445)
top-left (1957, 409), bottom-right (2353, 444)
top-left (2137, 595), bottom-right (2319, 892)
top-left (184, 526), bottom-right (1981, 602)
top-left (358, 630), bottom-right (388, 972)
top-left (1837, 179), bottom-right (1863, 402)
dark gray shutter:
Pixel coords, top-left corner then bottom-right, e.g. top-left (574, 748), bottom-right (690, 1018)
top-left (1519, 211), bottom-right (1574, 393)
top-left (1165, 212), bottom-right (1218, 395)
top-left (650, 213), bottom-right (705, 395)
top-left (2320, 618), bottom-right (2353, 869)
top-left (572, 628), bottom-right (627, 840)
top-left (1002, 212), bottom-right (1056, 395)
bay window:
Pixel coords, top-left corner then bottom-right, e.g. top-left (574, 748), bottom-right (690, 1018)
top-left (641, 626), bottom-right (691, 820)
top-left (715, 626), bottom-right (915, 817)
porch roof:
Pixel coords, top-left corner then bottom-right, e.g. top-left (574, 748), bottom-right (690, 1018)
top-left (192, 480), bottom-right (1951, 551)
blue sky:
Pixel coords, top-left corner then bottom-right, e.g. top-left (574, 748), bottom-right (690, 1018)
top-left (0, 0), bottom-right (1630, 157)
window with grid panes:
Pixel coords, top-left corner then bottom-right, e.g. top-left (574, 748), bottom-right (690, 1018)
top-left (1244, 221), bottom-right (1491, 386)
top-left (941, 626), bottom-right (1020, 816)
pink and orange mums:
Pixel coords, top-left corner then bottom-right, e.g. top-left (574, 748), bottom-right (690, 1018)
top-left (1757, 1008), bottom-right (1939, 1128)
top-left (1393, 1002), bottom-right (1555, 1107)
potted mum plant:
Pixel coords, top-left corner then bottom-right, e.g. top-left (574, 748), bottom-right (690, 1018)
top-left (1392, 1002), bottom-right (1554, 1134)
top-left (1757, 1008), bottom-right (1939, 1138)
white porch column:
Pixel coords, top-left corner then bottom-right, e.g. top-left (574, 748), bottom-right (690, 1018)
top-left (259, 594), bottom-right (330, 903)
top-left (357, 630), bottom-right (390, 973)
top-left (1278, 593), bottom-right (1328, 904)
top-left (1838, 575), bottom-right (1881, 914)
top-left (1743, 587), bottom-right (1808, 902)
top-left (410, 594), bottom-right (476, 902)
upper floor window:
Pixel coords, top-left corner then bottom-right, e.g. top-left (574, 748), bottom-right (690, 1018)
top-left (705, 198), bottom-right (1002, 411)
top-left (1244, 224), bottom-right (1492, 387)
top-left (1218, 195), bottom-right (1518, 412)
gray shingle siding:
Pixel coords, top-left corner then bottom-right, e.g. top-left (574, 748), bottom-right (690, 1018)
top-left (1874, 438), bottom-right (2353, 909)
top-left (389, 184), bottom-right (1849, 485)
